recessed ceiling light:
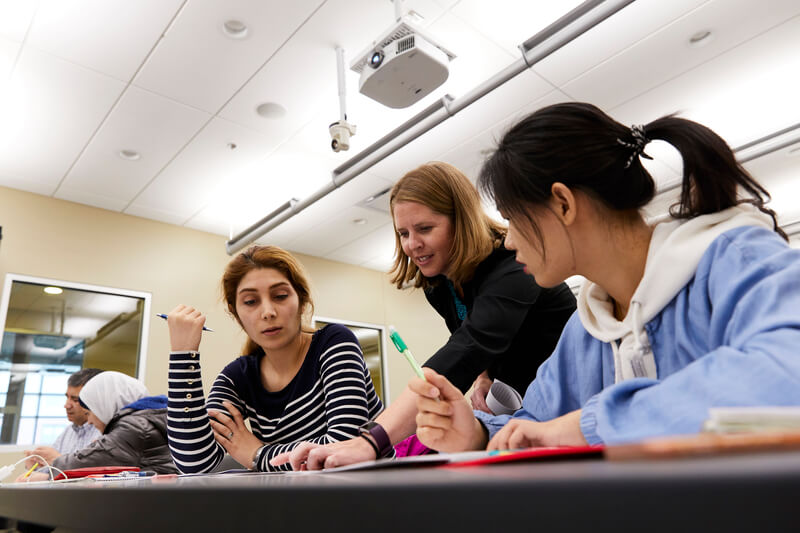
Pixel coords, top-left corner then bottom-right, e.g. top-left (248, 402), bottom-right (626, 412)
top-left (222, 20), bottom-right (248, 39)
top-left (118, 149), bottom-right (141, 161)
top-left (688, 30), bottom-right (714, 47)
top-left (256, 102), bottom-right (287, 119)
top-left (352, 218), bottom-right (368, 225)
top-left (43, 286), bottom-right (63, 295)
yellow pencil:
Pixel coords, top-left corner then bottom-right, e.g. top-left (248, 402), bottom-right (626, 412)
top-left (22, 462), bottom-right (39, 480)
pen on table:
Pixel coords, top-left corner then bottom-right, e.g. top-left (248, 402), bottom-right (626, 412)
top-left (22, 462), bottom-right (39, 480)
top-left (89, 471), bottom-right (157, 479)
top-left (156, 314), bottom-right (214, 332)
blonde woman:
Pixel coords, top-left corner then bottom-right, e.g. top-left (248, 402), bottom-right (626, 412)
top-left (273, 163), bottom-right (575, 470)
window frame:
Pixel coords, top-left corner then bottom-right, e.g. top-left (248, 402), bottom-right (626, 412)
top-left (0, 273), bottom-right (151, 450)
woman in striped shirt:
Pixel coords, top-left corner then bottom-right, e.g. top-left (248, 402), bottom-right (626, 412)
top-left (166, 245), bottom-right (384, 472)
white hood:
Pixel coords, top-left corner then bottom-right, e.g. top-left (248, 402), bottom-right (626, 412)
top-left (577, 204), bottom-right (774, 383)
top-left (80, 371), bottom-right (149, 426)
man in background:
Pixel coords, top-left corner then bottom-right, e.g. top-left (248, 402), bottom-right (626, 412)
top-left (23, 368), bottom-right (103, 469)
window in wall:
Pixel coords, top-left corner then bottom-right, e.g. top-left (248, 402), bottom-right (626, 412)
top-left (0, 274), bottom-right (151, 446)
top-left (313, 317), bottom-right (388, 405)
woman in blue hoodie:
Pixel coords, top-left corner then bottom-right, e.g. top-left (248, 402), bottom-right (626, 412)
top-left (409, 102), bottom-right (800, 451)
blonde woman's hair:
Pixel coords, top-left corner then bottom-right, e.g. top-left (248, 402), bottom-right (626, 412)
top-left (389, 162), bottom-right (505, 291)
top-left (221, 245), bottom-right (315, 355)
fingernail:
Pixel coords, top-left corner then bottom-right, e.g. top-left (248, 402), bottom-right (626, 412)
top-left (429, 387), bottom-right (438, 397)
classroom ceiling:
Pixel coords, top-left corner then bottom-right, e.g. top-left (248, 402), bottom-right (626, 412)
top-left (1, 0), bottom-right (799, 272)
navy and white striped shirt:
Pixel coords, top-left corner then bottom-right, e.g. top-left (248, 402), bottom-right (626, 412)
top-left (167, 324), bottom-right (383, 472)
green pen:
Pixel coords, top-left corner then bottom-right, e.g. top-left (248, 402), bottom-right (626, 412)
top-left (388, 326), bottom-right (426, 380)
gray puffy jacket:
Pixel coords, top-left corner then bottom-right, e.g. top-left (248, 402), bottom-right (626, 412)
top-left (52, 407), bottom-right (178, 474)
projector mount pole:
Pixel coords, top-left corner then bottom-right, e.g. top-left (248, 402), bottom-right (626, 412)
top-left (393, 0), bottom-right (404, 22)
top-left (336, 46), bottom-right (347, 122)
top-left (329, 47), bottom-right (356, 153)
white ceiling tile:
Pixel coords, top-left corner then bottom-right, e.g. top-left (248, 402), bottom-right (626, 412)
top-left (532, 0), bottom-right (707, 87)
top-left (611, 15), bottom-right (800, 148)
top-left (120, 204), bottom-right (186, 227)
top-left (128, 116), bottom-right (274, 222)
top-left (0, 173), bottom-right (56, 196)
top-left (432, 89), bottom-right (574, 182)
top-left (28, 0), bottom-right (183, 81)
top-left (179, 210), bottom-right (235, 240)
top-left (54, 187), bottom-right (128, 212)
top-left (561, 0), bottom-right (800, 110)
top-left (134, 0), bottom-right (325, 113)
top-left (288, 206), bottom-right (391, 257)
top-left (452, 0), bottom-right (585, 56)
top-left (325, 221), bottom-right (396, 264)
top-left (0, 0), bottom-right (37, 42)
top-left (424, 11), bottom-right (514, 97)
top-left (0, 36), bottom-right (19, 81)
top-left (242, 171), bottom-right (394, 251)
top-left (431, 0), bottom-right (459, 10)
top-left (360, 255), bottom-right (394, 272)
top-left (0, 46), bottom-right (125, 188)
top-left (57, 86), bottom-right (210, 207)
top-left (185, 202), bottom-right (299, 250)
top-left (195, 149), bottom-right (341, 239)
top-left (367, 68), bottom-right (554, 181)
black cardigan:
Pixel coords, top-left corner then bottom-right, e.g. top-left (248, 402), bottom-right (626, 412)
top-left (423, 246), bottom-right (576, 395)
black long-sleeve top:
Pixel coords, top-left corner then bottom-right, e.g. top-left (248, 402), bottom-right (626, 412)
top-left (423, 246), bottom-right (577, 395)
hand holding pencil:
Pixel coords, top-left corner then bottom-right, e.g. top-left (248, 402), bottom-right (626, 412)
top-left (408, 368), bottom-right (490, 453)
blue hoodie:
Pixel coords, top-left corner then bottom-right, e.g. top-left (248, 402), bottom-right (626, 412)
top-left (476, 211), bottom-right (800, 445)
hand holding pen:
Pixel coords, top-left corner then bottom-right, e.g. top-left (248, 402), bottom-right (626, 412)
top-left (157, 314), bottom-right (213, 332)
top-left (162, 305), bottom-right (211, 352)
top-left (390, 326), bottom-right (486, 452)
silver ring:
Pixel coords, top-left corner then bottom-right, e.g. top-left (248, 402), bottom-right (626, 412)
top-left (228, 431), bottom-right (234, 439)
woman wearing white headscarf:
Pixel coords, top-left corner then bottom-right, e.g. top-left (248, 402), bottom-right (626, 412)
top-left (48, 371), bottom-right (177, 475)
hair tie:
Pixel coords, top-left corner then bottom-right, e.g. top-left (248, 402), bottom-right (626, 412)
top-left (616, 124), bottom-right (653, 169)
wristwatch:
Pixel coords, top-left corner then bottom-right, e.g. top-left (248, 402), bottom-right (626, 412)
top-left (358, 421), bottom-right (392, 458)
top-left (251, 445), bottom-right (266, 470)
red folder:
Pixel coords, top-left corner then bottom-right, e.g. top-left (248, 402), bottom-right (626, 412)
top-left (439, 445), bottom-right (604, 468)
top-left (53, 466), bottom-right (140, 480)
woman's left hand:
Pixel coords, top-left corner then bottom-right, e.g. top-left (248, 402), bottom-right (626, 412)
top-left (209, 401), bottom-right (264, 469)
top-left (486, 409), bottom-right (587, 450)
top-left (469, 371), bottom-right (493, 413)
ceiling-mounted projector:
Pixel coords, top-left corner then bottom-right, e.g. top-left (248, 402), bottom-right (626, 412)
top-left (350, 20), bottom-right (455, 109)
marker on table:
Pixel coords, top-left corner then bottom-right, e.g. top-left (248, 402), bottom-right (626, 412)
top-left (156, 314), bottom-right (214, 332)
top-left (388, 326), bottom-right (425, 380)
top-left (22, 462), bottom-right (39, 480)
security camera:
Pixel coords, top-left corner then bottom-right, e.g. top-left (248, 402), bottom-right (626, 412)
top-left (329, 119), bottom-right (357, 152)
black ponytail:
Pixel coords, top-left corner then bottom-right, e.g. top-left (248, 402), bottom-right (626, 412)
top-left (479, 102), bottom-right (787, 244)
top-left (645, 115), bottom-right (786, 239)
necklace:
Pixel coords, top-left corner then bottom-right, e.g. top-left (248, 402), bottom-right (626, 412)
top-left (447, 280), bottom-right (468, 321)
